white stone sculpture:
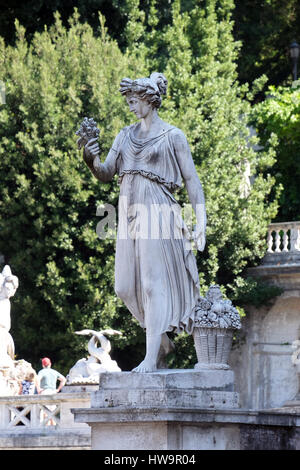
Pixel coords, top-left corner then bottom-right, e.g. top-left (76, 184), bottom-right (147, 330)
top-left (67, 329), bottom-right (122, 384)
top-left (0, 328), bottom-right (14, 368)
top-left (0, 265), bottom-right (19, 331)
top-left (79, 72), bottom-right (207, 372)
top-left (0, 265), bottom-right (38, 396)
top-left (0, 359), bottom-right (35, 396)
top-left (0, 265), bottom-right (19, 368)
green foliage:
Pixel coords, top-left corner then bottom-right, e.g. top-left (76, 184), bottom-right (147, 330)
top-left (0, 2), bottom-right (279, 371)
top-left (252, 83), bottom-right (300, 221)
top-left (0, 13), bottom-right (145, 373)
top-left (233, 0), bottom-right (300, 88)
top-left (1, 0), bottom-right (300, 90)
top-left (0, 1), bottom-right (128, 47)
top-left (228, 276), bottom-right (282, 309)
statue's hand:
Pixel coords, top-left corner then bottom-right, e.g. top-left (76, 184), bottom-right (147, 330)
top-left (83, 137), bottom-right (100, 166)
top-left (193, 225), bottom-right (206, 252)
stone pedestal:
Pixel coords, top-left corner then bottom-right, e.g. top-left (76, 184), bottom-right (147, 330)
top-left (72, 369), bottom-right (240, 450)
top-left (91, 369), bottom-right (239, 409)
top-left (72, 369), bottom-right (300, 450)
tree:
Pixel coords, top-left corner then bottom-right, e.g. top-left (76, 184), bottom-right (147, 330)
top-left (0, 12), bottom-right (147, 373)
top-left (1, 0), bottom-right (300, 90)
top-left (0, 0), bottom-right (128, 47)
top-left (252, 83), bottom-right (300, 222)
top-left (233, 0), bottom-right (300, 89)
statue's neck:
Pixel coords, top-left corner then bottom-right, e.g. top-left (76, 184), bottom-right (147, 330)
top-left (140, 108), bottom-right (159, 133)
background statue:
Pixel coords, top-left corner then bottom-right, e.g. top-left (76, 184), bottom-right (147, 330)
top-left (67, 329), bottom-right (122, 384)
top-left (0, 265), bottom-right (19, 331)
top-left (0, 265), bottom-right (19, 368)
top-left (0, 265), bottom-right (36, 396)
top-left (79, 72), bottom-right (206, 372)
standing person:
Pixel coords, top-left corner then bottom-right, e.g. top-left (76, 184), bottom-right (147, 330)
top-left (37, 357), bottom-right (66, 394)
top-left (82, 72), bottom-right (206, 372)
top-left (19, 369), bottom-right (40, 395)
top-left (38, 358), bottom-right (66, 426)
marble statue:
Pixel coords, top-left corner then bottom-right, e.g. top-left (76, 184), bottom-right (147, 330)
top-left (79, 72), bottom-right (206, 372)
top-left (0, 265), bottom-right (19, 368)
top-left (0, 265), bottom-right (37, 396)
top-left (67, 329), bottom-right (122, 384)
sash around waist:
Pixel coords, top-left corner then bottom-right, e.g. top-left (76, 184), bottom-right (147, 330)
top-left (117, 169), bottom-right (181, 192)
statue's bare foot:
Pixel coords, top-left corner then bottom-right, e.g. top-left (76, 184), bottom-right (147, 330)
top-left (132, 359), bottom-right (157, 373)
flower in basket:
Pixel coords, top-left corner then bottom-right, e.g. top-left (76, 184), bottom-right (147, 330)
top-left (194, 285), bottom-right (241, 329)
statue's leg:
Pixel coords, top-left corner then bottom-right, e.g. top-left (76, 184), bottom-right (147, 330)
top-left (115, 237), bottom-right (143, 323)
top-left (132, 333), bottom-right (162, 373)
top-left (132, 238), bottom-right (174, 373)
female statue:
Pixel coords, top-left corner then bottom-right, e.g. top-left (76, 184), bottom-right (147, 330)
top-left (82, 73), bottom-right (206, 372)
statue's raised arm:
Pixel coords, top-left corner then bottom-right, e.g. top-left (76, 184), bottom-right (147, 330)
top-left (76, 117), bottom-right (120, 183)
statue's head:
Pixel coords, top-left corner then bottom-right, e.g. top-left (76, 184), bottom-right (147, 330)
top-left (0, 265), bottom-right (19, 300)
top-left (120, 72), bottom-right (168, 114)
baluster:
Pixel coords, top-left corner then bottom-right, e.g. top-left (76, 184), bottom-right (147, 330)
top-left (275, 230), bottom-right (282, 252)
top-left (30, 403), bottom-right (41, 428)
top-left (0, 403), bottom-right (10, 429)
top-left (267, 230), bottom-right (274, 253)
top-left (282, 229), bottom-right (289, 252)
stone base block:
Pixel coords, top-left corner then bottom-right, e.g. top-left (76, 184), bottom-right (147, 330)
top-left (92, 369), bottom-right (239, 410)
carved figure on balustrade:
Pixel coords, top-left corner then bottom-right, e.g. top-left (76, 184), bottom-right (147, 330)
top-left (67, 329), bottom-right (122, 384)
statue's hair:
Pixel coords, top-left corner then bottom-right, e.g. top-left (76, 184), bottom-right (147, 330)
top-left (119, 72), bottom-right (168, 109)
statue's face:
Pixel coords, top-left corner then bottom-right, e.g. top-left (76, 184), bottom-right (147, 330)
top-left (2, 281), bottom-right (16, 299)
top-left (126, 95), bottom-right (152, 120)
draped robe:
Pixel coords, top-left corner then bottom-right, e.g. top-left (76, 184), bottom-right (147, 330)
top-left (109, 123), bottom-right (201, 336)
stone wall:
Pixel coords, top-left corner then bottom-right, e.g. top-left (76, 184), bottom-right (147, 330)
top-left (230, 243), bottom-right (300, 410)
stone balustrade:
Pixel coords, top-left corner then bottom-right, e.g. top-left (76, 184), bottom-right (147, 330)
top-left (247, 221), bottom-right (300, 290)
top-left (267, 221), bottom-right (300, 254)
top-left (0, 391), bottom-right (91, 449)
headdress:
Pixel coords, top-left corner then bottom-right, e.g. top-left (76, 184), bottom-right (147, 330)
top-left (119, 72), bottom-right (168, 108)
